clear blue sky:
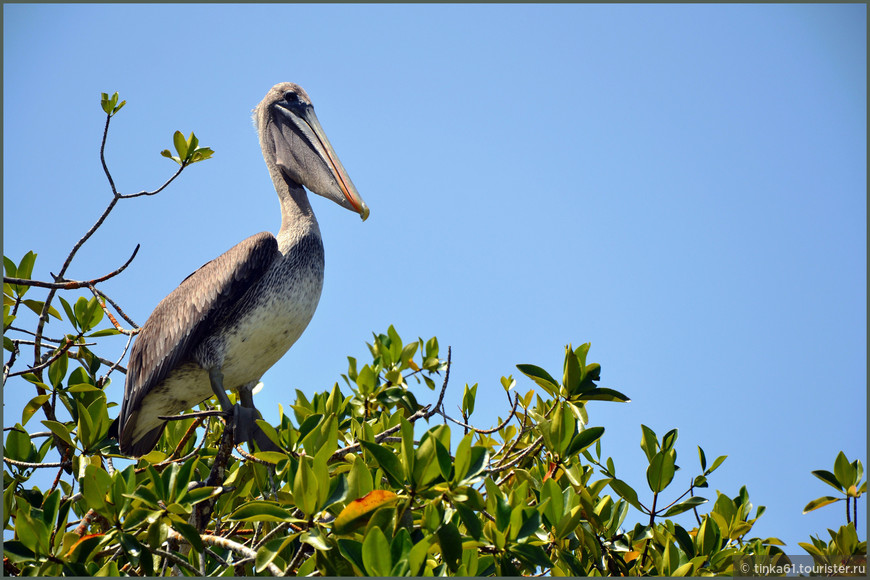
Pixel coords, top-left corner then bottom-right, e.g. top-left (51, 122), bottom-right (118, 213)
top-left (3, 4), bottom-right (866, 551)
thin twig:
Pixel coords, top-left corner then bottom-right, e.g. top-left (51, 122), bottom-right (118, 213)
top-left (4, 245), bottom-right (139, 290)
top-left (166, 529), bottom-right (284, 576)
top-left (285, 543), bottom-right (310, 575)
top-left (99, 330), bottom-right (134, 383)
top-left (424, 347), bottom-right (452, 420)
top-left (158, 410), bottom-right (229, 421)
top-left (3, 456), bottom-right (73, 469)
top-left (490, 435), bottom-right (545, 480)
top-left (152, 547), bottom-right (200, 576)
top-left (329, 406), bottom-right (430, 463)
top-left (438, 392), bottom-right (520, 435)
top-left (89, 285), bottom-right (140, 328)
top-left (6, 334), bottom-right (82, 379)
top-left (235, 445), bottom-right (285, 466)
top-left (253, 522), bottom-right (292, 550)
top-left (117, 165), bottom-right (185, 199)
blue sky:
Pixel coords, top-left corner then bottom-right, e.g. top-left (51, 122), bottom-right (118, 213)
top-left (3, 4), bottom-right (866, 550)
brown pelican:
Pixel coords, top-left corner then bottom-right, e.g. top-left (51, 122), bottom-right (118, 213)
top-left (115, 83), bottom-right (368, 457)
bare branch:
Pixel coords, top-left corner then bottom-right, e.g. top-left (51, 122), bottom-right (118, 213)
top-left (166, 529), bottom-right (284, 576)
top-left (424, 346), bottom-right (452, 420)
top-left (116, 164), bottom-right (185, 199)
top-left (151, 548), bottom-right (200, 576)
top-left (89, 284), bottom-right (140, 329)
top-left (158, 410), bottom-right (229, 422)
top-left (6, 334), bottom-right (82, 380)
top-left (4, 244), bottom-right (139, 290)
top-left (4, 456), bottom-right (73, 469)
top-left (438, 392), bottom-right (520, 435)
top-left (490, 435), bottom-right (545, 480)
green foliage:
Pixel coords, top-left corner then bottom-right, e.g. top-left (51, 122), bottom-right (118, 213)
top-left (2, 90), bottom-right (864, 576)
top-left (100, 92), bottom-right (126, 116)
top-left (160, 130), bottom-right (214, 166)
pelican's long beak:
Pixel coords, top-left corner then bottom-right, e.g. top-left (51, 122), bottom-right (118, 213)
top-left (300, 107), bottom-right (370, 221)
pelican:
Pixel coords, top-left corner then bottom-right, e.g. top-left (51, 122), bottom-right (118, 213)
top-left (115, 83), bottom-right (368, 457)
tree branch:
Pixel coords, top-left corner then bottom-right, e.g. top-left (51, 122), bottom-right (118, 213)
top-left (167, 529), bottom-right (284, 576)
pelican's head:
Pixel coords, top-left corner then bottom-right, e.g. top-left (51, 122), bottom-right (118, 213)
top-left (255, 82), bottom-right (369, 221)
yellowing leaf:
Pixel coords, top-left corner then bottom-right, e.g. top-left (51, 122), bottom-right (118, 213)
top-left (332, 490), bottom-right (399, 535)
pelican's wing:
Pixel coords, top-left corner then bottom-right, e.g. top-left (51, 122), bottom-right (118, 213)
top-left (117, 232), bottom-right (279, 455)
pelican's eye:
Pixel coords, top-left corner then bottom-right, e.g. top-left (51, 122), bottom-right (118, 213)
top-left (283, 91), bottom-right (300, 104)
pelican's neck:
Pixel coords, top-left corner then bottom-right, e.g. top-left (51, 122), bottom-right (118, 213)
top-left (273, 174), bottom-right (321, 253)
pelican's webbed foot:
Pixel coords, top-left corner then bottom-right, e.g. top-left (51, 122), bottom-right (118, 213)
top-left (207, 369), bottom-right (281, 452)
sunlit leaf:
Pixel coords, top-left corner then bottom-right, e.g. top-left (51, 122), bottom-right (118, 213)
top-left (333, 490), bottom-right (399, 535)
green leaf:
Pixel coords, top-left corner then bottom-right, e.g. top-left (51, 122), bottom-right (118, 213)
top-left (172, 521), bottom-right (203, 552)
top-left (361, 526), bottom-right (391, 576)
top-left (462, 445), bottom-right (490, 485)
top-left (400, 417), bottom-right (414, 480)
top-left (356, 364), bottom-right (377, 396)
top-left (510, 543), bottom-right (554, 568)
top-left (436, 522), bottom-right (463, 573)
top-left (4, 425), bottom-right (34, 462)
top-left (696, 515), bottom-right (720, 555)
top-left (80, 464), bottom-right (112, 519)
top-left (58, 296), bottom-right (76, 328)
top-left (294, 457), bottom-right (318, 516)
top-left (228, 501), bottom-right (296, 522)
top-left (76, 400), bottom-right (93, 450)
top-left (834, 451), bottom-right (857, 488)
top-left (48, 351), bottom-right (68, 389)
top-left (554, 505), bottom-right (587, 540)
top-left (87, 328), bottom-right (120, 337)
top-left (698, 446), bottom-right (707, 471)
top-left (540, 478), bottom-right (563, 527)
top-left (548, 402), bottom-right (574, 457)
top-left (2, 540), bottom-right (35, 563)
top-left (173, 131), bottom-right (188, 160)
top-left (462, 383), bottom-right (478, 416)
top-left (255, 534), bottom-right (296, 573)
top-left (407, 534), bottom-right (436, 575)
top-left (609, 478), bottom-right (644, 512)
top-left (16, 252), bottom-right (36, 281)
top-left (21, 395), bottom-right (49, 426)
top-left (321, 474), bottom-right (349, 512)
top-left (640, 424), bottom-right (658, 462)
top-left (706, 454), bottom-right (727, 475)
top-left (565, 426), bottom-right (604, 457)
top-left (663, 496), bottom-right (708, 517)
top-left (22, 299), bottom-right (62, 320)
top-left (434, 437), bottom-right (454, 483)
top-left (40, 420), bottom-right (75, 448)
top-left (661, 428), bottom-right (678, 452)
top-left (338, 539), bottom-right (365, 574)
top-left (811, 469), bottom-right (845, 492)
top-left (574, 387), bottom-right (631, 403)
top-left (563, 344), bottom-right (583, 395)
top-left (515, 509), bottom-right (541, 543)
top-left (802, 496), bottom-right (841, 514)
top-left (455, 502), bottom-right (483, 540)
top-left (647, 450), bottom-right (677, 493)
top-left (100, 92), bottom-right (118, 115)
top-left (359, 439), bottom-right (405, 488)
top-left (346, 454), bottom-right (373, 501)
top-left (516, 364), bottom-right (560, 397)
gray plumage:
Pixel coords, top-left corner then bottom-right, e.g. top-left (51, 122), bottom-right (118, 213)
top-left (116, 83), bottom-right (368, 457)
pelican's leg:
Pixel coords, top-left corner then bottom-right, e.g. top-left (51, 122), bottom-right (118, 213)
top-left (236, 381), bottom-right (282, 452)
top-left (208, 368), bottom-right (254, 445)
top-left (207, 367), bottom-right (234, 412)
